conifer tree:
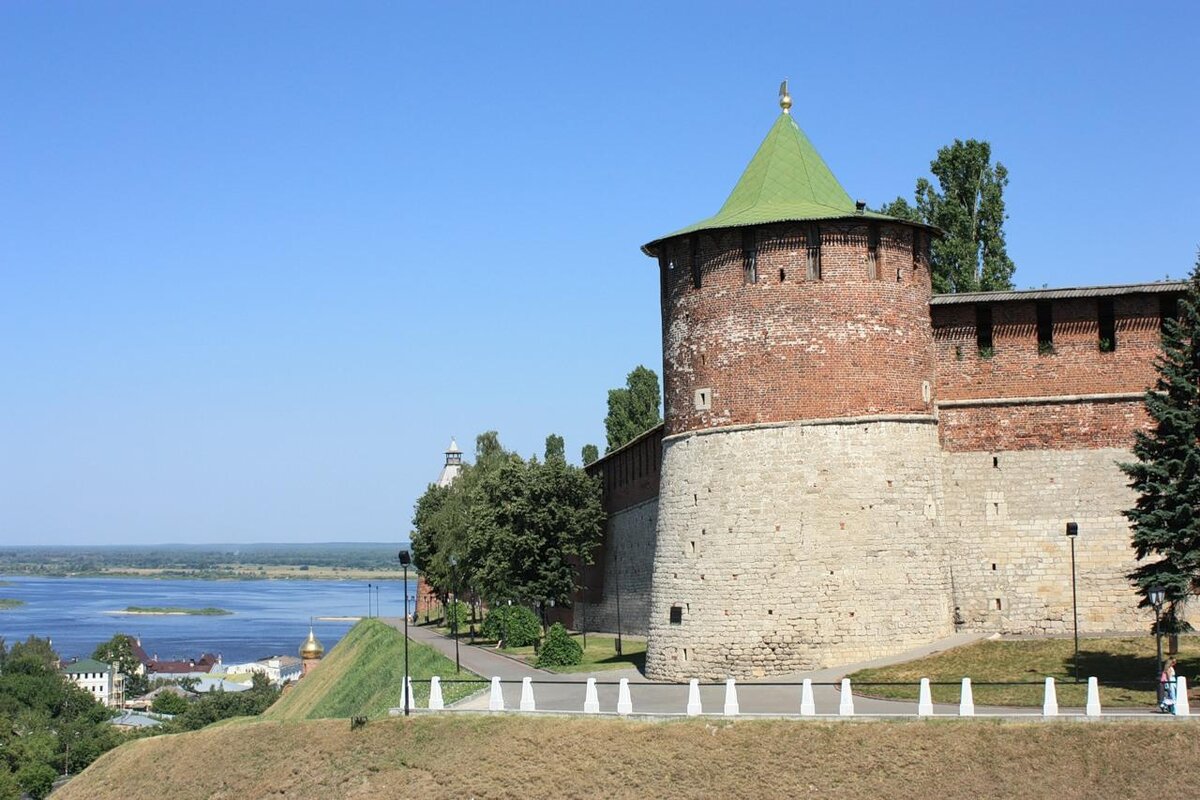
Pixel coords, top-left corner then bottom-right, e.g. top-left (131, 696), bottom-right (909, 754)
top-left (1120, 254), bottom-right (1200, 630)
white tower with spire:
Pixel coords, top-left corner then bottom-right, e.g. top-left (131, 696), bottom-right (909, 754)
top-left (436, 438), bottom-right (463, 487)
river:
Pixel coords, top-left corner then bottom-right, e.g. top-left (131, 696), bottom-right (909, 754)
top-left (0, 575), bottom-right (415, 664)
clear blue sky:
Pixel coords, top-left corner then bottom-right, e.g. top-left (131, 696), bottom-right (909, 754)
top-left (2, 2), bottom-right (1197, 545)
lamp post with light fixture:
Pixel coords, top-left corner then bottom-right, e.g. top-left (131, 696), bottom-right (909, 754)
top-left (1149, 585), bottom-right (1166, 707)
top-left (1065, 522), bottom-right (1080, 682)
top-left (398, 550), bottom-right (412, 715)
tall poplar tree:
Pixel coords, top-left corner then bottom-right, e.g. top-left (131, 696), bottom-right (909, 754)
top-left (1120, 255), bottom-right (1200, 630)
top-left (605, 365), bottom-right (662, 452)
top-left (881, 139), bottom-right (1016, 293)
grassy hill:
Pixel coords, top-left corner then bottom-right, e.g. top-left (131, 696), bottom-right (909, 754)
top-left (54, 715), bottom-right (1200, 800)
top-left (262, 619), bottom-right (483, 721)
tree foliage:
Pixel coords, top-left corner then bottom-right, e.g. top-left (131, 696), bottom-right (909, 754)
top-left (413, 430), bottom-right (604, 615)
top-left (150, 690), bottom-right (190, 715)
top-left (882, 139), bottom-right (1015, 294)
top-left (480, 605), bottom-right (541, 647)
top-left (581, 444), bottom-right (599, 465)
top-left (411, 432), bottom-right (517, 602)
top-left (0, 637), bottom-right (121, 790)
top-left (92, 633), bottom-right (148, 696)
top-left (544, 434), bottom-right (565, 463)
top-left (605, 365), bottom-right (662, 453)
top-left (467, 455), bottom-right (604, 607)
top-left (1120, 255), bottom-right (1200, 631)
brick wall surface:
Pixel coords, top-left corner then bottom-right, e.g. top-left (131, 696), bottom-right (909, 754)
top-left (939, 399), bottom-right (1150, 452)
top-left (933, 295), bottom-right (1165, 401)
top-left (659, 221), bottom-right (935, 436)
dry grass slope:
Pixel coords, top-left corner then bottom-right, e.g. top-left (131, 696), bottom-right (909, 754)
top-left (57, 715), bottom-right (1200, 800)
top-left (263, 619), bottom-right (482, 721)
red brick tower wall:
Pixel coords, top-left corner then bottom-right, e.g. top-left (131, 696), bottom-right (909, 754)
top-left (658, 221), bottom-right (936, 436)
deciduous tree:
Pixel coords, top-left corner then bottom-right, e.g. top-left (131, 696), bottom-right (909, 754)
top-left (605, 366), bottom-right (661, 452)
top-left (882, 139), bottom-right (1015, 293)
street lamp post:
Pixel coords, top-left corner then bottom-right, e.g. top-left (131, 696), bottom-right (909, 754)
top-left (1065, 522), bottom-right (1080, 682)
top-left (398, 550), bottom-right (412, 715)
top-left (367, 582), bottom-right (373, 619)
top-left (1149, 584), bottom-right (1166, 707)
top-left (448, 555), bottom-right (460, 673)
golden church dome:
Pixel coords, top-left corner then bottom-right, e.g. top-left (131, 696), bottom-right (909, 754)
top-left (299, 628), bottom-right (324, 659)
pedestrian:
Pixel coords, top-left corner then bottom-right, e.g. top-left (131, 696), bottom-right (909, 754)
top-left (1160, 658), bottom-right (1177, 714)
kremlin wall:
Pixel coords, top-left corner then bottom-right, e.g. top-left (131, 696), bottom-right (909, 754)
top-left (570, 89), bottom-right (1187, 681)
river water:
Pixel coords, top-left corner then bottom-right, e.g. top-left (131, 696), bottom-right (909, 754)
top-left (0, 575), bottom-right (415, 664)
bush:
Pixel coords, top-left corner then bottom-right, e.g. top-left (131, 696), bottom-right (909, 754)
top-left (535, 623), bottom-right (582, 668)
top-left (151, 690), bottom-right (190, 715)
top-left (481, 605), bottom-right (541, 647)
top-left (16, 763), bottom-right (55, 800)
top-left (444, 600), bottom-right (470, 631)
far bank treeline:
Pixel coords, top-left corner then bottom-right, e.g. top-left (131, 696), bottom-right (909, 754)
top-left (412, 367), bottom-right (662, 615)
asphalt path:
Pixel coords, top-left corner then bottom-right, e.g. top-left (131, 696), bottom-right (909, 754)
top-left (383, 618), bottom-right (1169, 718)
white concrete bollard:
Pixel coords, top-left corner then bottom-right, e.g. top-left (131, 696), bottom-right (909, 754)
top-left (1086, 676), bottom-right (1101, 717)
top-left (428, 676), bottom-right (444, 710)
top-left (1175, 676), bottom-right (1190, 716)
top-left (1042, 677), bottom-right (1058, 716)
top-left (617, 678), bottom-right (633, 715)
top-left (584, 678), bottom-right (600, 714)
top-left (959, 678), bottom-right (974, 716)
top-left (488, 676), bottom-right (505, 711)
top-left (800, 679), bottom-right (815, 716)
top-left (917, 678), bottom-right (934, 717)
top-left (686, 679), bottom-right (702, 716)
top-left (519, 677), bottom-right (536, 712)
top-left (839, 678), bottom-right (855, 716)
top-left (723, 678), bottom-right (739, 716)
top-left (406, 676), bottom-right (414, 713)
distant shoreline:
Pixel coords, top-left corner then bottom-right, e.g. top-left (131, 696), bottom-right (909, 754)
top-left (316, 616), bottom-right (363, 622)
top-left (0, 598), bottom-right (25, 610)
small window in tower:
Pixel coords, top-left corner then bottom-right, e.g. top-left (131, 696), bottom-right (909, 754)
top-left (691, 235), bottom-right (702, 289)
top-left (976, 304), bottom-right (994, 357)
top-left (1036, 301), bottom-right (1054, 355)
top-left (867, 222), bottom-right (880, 280)
top-left (694, 388), bottom-right (712, 411)
top-left (670, 605), bottom-right (683, 625)
top-left (1160, 294), bottom-right (1179, 329)
top-left (742, 228), bottom-right (758, 284)
top-left (1098, 298), bottom-right (1117, 352)
top-left (912, 229), bottom-right (926, 269)
top-left (806, 224), bottom-right (822, 280)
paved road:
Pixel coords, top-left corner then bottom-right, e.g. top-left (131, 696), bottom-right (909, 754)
top-left (383, 618), bottom-right (1165, 718)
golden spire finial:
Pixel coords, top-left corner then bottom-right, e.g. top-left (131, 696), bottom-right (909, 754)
top-left (779, 79), bottom-right (792, 114)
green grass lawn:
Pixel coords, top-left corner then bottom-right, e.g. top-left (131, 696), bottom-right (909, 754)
top-left (420, 619), bottom-right (647, 673)
top-left (849, 636), bottom-right (1200, 708)
top-left (264, 619), bottom-right (485, 720)
top-left (495, 633), bottom-right (647, 673)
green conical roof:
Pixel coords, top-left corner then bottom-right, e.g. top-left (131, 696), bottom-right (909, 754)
top-left (643, 112), bottom-right (895, 255)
